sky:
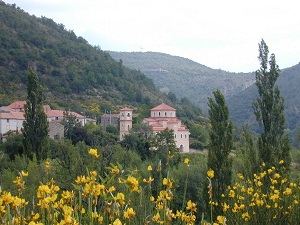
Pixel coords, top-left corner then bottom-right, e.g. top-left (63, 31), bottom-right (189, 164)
top-left (4, 0), bottom-right (300, 72)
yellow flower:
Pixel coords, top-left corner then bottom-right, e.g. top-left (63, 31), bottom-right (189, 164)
top-left (283, 187), bottom-right (292, 195)
top-left (242, 212), bottom-right (251, 221)
top-left (111, 166), bottom-right (120, 175)
top-left (186, 200), bottom-right (197, 212)
top-left (126, 176), bottom-right (139, 192)
top-left (113, 218), bottom-right (122, 225)
top-left (279, 160), bottom-right (284, 165)
top-left (45, 160), bottom-right (50, 170)
top-left (147, 165), bottom-right (153, 171)
top-left (217, 215), bottom-right (225, 224)
top-left (152, 212), bottom-right (161, 222)
top-left (184, 158), bottom-right (190, 164)
top-left (21, 170), bottom-right (28, 177)
top-left (273, 173), bottom-right (281, 179)
top-left (207, 169), bottom-right (214, 179)
top-left (222, 202), bottom-right (230, 212)
top-left (229, 189), bottom-right (235, 198)
top-left (88, 148), bottom-right (100, 158)
top-left (124, 207), bottom-right (135, 220)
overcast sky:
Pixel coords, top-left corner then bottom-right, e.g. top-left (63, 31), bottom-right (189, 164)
top-left (4, 0), bottom-right (300, 72)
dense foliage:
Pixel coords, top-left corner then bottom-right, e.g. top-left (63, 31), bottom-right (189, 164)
top-left (207, 90), bottom-right (233, 217)
top-left (23, 70), bottom-right (49, 161)
top-left (252, 39), bottom-right (290, 169)
top-left (108, 51), bottom-right (255, 113)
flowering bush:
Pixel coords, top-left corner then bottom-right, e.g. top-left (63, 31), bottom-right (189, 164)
top-left (0, 149), bottom-right (198, 225)
top-left (218, 161), bottom-right (300, 225)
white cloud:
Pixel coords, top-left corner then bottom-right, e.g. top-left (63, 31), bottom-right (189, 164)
top-left (4, 0), bottom-right (300, 72)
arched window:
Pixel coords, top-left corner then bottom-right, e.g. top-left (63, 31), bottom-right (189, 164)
top-left (181, 134), bottom-right (183, 138)
top-left (127, 113), bottom-right (130, 117)
top-left (128, 124), bottom-right (130, 130)
top-left (165, 112), bottom-right (167, 116)
top-left (159, 112), bottom-right (161, 116)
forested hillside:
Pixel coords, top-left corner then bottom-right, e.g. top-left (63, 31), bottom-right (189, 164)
top-left (108, 51), bottom-right (255, 112)
top-left (0, 1), bottom-right (203, 121)
top-left (109, 51), bottom-right (300, 142)
top-left (228, 63), bottom-right (300, 137)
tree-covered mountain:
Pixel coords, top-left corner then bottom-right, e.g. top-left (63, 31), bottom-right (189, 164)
top-left (108, 51), bottom-right (300, 135)
top-left (0, 1), bottom-right (202, 121)
top-left (228, 63), bottom-right (300, 133)
top-left (108, 51), bottom-right (255, 112)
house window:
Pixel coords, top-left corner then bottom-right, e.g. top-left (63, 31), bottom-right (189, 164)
top-left (128, 124), bottom-right (130, 130)
top-left (181, 134), bottom-right (183, 138)
top-left (159, 112), bottom-right (161, 116)
top-left (174, 134), bottom-right (176, 138)
top-left (127, 113), bottom-right (130, 117)
top-left (54, 134), bottom-right (60, 140)
top-left (185, 134), bottom-right (187, 138)
top-left (55, 117), bottom-right (58, 120)
top-left (165, 112), bottom-right (167, 116)
top-left (154, 112), bottom-right (156, 116)
top-left (7, 119), bottom-right (9, 123)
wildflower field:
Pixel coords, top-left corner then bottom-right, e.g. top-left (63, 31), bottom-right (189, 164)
top-left (1, 147), bottom-right (300, 225)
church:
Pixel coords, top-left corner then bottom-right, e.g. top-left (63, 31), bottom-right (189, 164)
top-left (119, 103), bottom-right (190, 153)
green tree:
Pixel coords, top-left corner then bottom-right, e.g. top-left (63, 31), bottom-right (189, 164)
top-left (207, 89), bottom-right (233, 216)
top-left (23, 70), bottom-right (49, 161)
top-left (252, 39), bottom-right (291, 169)
top-left (61, 111), bottom-right (81, 139)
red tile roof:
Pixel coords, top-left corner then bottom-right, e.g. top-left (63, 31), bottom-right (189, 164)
top-left (151, 103), bottom-right (175, 111)
top-left (6, 101), bottom-right (26, 110)
top-left (0, 112), bottom-right (25, 120)
top-left (167, 119), bottom-right (178, 124)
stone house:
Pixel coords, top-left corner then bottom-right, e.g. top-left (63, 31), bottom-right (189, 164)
top-left (0, 101), bottom-right (85, 141)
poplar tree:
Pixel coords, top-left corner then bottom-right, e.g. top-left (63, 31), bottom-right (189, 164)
top-left (252, 39), bottom-right (291, 169)
top-left (207, 89), bottom-right (233, 215)
top-left (23, 70), bottom-right (49, 161)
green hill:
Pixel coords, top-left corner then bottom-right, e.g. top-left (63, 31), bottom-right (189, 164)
top-left (108, 51), bottom-right (255, 112)
top-left (0, 2), bottom-right (202, 120)
top-left (228, 63), bottom-right (300, 132)
top-left (108, 51), bottom-right (300, 134)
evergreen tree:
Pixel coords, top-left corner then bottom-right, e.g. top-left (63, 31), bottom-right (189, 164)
top-left (252, 39), bottom-right (291, 169)
top-left (23, 70), bottom-right (49, 161)
top-left (207, 90), bottom-right (233, 216)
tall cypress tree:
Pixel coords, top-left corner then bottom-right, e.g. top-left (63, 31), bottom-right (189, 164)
top-left (252, 39), bottom-right (291, 169)
top-left (23, 70), bottom-right (49, 161)
top-left (207, 89), bottom-right (233, 215)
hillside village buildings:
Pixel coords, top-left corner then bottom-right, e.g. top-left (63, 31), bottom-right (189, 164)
top-left (0, 100), bottom-right (85, 140)
top-left (120, 103), bottom-right (190, 153)
top-left (1, 101), bottom-right (190, 152)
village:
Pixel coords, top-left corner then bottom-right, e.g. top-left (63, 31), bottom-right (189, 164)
top-left (0, 101), bottom-right (190, 152)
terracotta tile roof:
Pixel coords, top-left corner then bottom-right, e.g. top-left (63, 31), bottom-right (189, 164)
top-left (0, 112), bottom-right (25, 120)
top-left (6, 101), bottom-right (26, 110)
top-left (46, 110), bottom-right (84, 119)
top-left (167, 119), bottom-right (179, 124)
top-left (151, 123), bottom-right (164, 127)
top-left (152, 127), bottom-right (166, 131)
top-left (178, 126), bottom-right (189, 131)
top-left (151, 103), bottom-right (175, 111)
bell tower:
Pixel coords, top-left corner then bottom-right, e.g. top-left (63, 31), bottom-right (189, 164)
top-left (119, 107), bottom-right (133, 141)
